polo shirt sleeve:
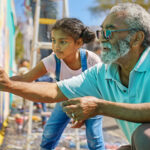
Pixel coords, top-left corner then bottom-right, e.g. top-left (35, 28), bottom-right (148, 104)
top-left (57, 65), bottom-right (102, 99)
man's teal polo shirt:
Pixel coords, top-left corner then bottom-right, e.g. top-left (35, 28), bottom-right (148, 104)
top-left (57, 47), bottom-right (150, 142)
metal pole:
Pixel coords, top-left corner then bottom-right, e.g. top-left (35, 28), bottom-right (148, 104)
top-left (26, 0), bottom-right (41, 149)
top-left (75, 128), bottom-right (80, 150)
top-left (62, 0), bottom-right (69, 17)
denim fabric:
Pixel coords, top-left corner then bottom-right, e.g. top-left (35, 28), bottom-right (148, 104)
top-left (36, 75), bottom-right (53, 82)
top-left (40, 103), bottom-right (105, 150)
top-left (85, 116), bottom-right (105, 149)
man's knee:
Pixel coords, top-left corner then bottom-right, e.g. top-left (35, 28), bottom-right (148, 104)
top-left (132, 123), bottom-right (150, 150)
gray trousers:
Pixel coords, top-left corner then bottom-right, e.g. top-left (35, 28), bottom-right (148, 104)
top-left (117, 123), bottom-right (150, 150)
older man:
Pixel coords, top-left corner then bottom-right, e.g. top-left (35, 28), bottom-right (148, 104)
top-left (62, 3), bottom-right (150, 149)
top-left (0, 2), bottom-right (150, 150)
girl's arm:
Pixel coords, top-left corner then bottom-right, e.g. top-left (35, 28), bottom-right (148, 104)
top-left (10, 61), bottom-right (47, 82)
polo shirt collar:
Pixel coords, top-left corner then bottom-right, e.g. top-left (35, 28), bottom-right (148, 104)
top-left (133, 47), bottom-right (150, 72)
top-left (105, 63), bottom-right (119, 81)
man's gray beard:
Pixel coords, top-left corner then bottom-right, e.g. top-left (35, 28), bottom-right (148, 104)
top-left (100, 34), bottom-right (132, 64)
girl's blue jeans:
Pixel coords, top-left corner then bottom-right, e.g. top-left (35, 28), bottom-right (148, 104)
top-left (40, 103), bottom-right (105, 150)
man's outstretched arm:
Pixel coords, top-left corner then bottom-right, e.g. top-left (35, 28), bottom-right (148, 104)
top-left (0, 67), bottom-right (67, 103)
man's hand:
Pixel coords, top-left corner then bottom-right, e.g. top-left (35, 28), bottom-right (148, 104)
top-left (62, 96), bottom-right (100, 121)
top-left (0, 67), bottom-right (11, 90)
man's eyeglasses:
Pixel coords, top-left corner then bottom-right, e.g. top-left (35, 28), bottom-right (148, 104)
top-left (96, 29), bottom-right (135, 40)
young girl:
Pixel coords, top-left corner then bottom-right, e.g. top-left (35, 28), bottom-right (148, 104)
top-left (11, 18), bottom-right (105, 150)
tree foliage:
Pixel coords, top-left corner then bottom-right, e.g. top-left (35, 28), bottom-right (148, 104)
top-left (89, 0), bottom-right (150, 15)
top-left (15, 30), bottom-right (24, 63)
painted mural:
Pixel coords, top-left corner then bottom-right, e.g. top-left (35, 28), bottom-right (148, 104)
top-left (0, 0), bottom-right (15, 144)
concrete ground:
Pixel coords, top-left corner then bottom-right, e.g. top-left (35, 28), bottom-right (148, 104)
top-left (103, 116), bottom-right (128, 149)
top-left (0, 116), bottom-right (128, 150)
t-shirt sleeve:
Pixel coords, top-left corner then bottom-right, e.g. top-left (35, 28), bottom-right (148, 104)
top-left (41, 53), bottom-right (56, 74)
top-left (86, 50), bottom-right (102, 68)
top-left (57, 64), bottom-right (102, 99)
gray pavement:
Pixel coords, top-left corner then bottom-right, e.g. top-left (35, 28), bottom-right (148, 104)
top-left (0, 115), bottom-right (128, 150)
top-left (103, 116), bottom-right (128, 148)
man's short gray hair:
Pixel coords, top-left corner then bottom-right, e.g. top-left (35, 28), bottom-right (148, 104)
top-left (110, 2), bottom-right (150, 48)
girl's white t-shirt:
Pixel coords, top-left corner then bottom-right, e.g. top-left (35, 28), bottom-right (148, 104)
top-left (42, 50), bottom-right (101, 80)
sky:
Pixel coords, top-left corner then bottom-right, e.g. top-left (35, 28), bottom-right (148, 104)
top-left (68, 0), bottom-right (107, 26)
top-left (14, 0), bottom-right (107, 26)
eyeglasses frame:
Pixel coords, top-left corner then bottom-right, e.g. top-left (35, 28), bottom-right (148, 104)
top-left (96, 28), bottom-right (136, 40)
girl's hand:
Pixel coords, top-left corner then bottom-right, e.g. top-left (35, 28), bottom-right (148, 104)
top-left (71, 120), bottom-right (85, 128)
